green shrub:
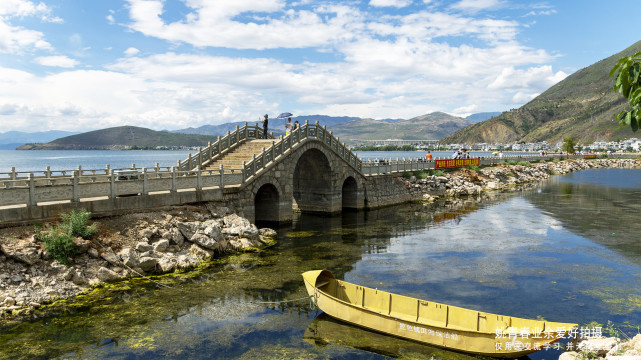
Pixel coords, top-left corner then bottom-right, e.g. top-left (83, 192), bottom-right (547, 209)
top-left (516, 161), bottom-right (531, 166)
top-left (433, 170), bottom-right (445, 176)
top-left (506, 172), bottom-right (515, 177)
top-left (506, 160), bottom-right (517, 165)
top-left (61, 209), bottom-right (97, 239)
top-left (467, 165), bottom-right (480, 172)
top-left (36, 209), bottom-right (98, 266)
top-left (413, 170), bottom-right (430, 179)
top-left (402, 171), bottom-right (412, 179)
top-left (39, 225), bottom-right (77, 266)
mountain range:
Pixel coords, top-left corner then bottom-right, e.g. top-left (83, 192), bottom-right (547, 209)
top-left (442, 40), bottom-right (641, 145)
top-left (11, 113), bottom-right (477, 150)
top-left (16, 126), bottom-right (218, 150)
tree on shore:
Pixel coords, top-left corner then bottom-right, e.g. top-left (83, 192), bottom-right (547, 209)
top-left (562, 137), bottom-right (577, 154)
top-left (610, 51), bottom-right (641, 131)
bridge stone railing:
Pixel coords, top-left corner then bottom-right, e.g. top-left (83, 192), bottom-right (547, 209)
top-left (242, 121), bottom-right (362, 181)
top-left (0, 166), bottom-right (244, 208)
top-left (177, 123), bottom-right (272, 171)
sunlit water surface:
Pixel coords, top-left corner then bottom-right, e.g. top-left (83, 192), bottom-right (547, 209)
top-left (1, 168), bottom-right (640, 360)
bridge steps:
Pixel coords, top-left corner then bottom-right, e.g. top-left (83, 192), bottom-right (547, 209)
top-left (204, 139), bottom-right (276, 172)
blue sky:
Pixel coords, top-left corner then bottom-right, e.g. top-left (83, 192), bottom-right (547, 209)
top-left (0, 0), bottom-right (639, 132)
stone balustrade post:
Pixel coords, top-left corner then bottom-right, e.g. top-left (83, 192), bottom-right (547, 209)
top-left (176, 160), bottom-right (181, 172)
top-left (28, 173), bottom-right (36, 206)
top-left (131, 163), bottom-right (136, 169)
top-left (10, 167), bottom-right (16, 180)
top-left (261, 148), bottom-right (266, 168)
top-left (242, 161), bottom-right (246, 183)
top-left (219, 165), bottom-right (225, 188)
top-left (198, 147), bottom-right (203, 169)
top-left (244, 122), bottom-right (249, 140)
top-left (109, 169), bottom-right (116, 199)
top-left (171, 167), bottom-right (177, 192)
top-left (252, 154), bottom-right (256, 176)
top-left (207, 142), bottom-right (213, 161)
top-left (142, 168), bottom-right (148, 195)
top-left (72, 170), bottom-right (79, 202)
top-left (196, 166), bottom-right (202, 191)
top-left (271, 141), bottom-right (275, 162)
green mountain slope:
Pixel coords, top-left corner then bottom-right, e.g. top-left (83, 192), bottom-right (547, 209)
top-left (17, 126), bottom-right (219, 150)
top-left (332, 112), bottom-right (473, 142)
top-left (442, 40), bottom-right (641, 145)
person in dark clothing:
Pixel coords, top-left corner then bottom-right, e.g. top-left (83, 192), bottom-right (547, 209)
top-left (260, 114), bottom-right (268, 138)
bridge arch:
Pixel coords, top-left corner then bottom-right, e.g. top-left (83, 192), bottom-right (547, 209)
top-left (293, 148), bottom-right (337, 214)
top-left (254, 183), bottom-right (280, 223)
top-left (341, 176), bottom-right (358, 209)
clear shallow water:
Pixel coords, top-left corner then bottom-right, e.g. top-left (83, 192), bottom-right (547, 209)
top-left (1, 169), bottom-right (641, 360)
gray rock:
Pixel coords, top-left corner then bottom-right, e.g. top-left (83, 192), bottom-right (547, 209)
top-left (176, 221), bottom-right (199, 239)
top-left (101, 253), bottom-right (121, 267)
top-left (153, 239), bottom-right (170, 252)
top-left (97, 267), bottom-right (120, 282)
top-left (190, 232), bottom-right (220, 251)
top-left (157, 256), bottom-right (176, 272)
top-left (0, 240), bottom-right (41, 265)
top-left (118, 248), bottom-right (139, 268)
top-left (138, 257), bottom-right (157, 272)
top-left (203, 224), bottom-right (222, 240)
top-left (73, 237), bottom-right (92, 253)
top-left (135, 242), bottom-right (153, 252)
top-left (189, 244), bottom-right (215, 259)
top-left (88, 248), bottom-right (100, 258)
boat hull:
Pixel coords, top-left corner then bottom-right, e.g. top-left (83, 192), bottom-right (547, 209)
top-left (303, 270), bottom-right (576, 358)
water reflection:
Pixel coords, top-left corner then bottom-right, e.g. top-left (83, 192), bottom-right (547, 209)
top-left (1, 169), bottom-right (641, 360)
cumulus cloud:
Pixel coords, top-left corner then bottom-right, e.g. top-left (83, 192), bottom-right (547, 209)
top-left (34, 56), bottom-right (79, 68)
top-left (369, 0), bottom-right (413, 8)
top-left (124, 47), bottom-right (140, 56)
top-left (450, 0), bottom-right (505, 12)
top-left (0, 0), bottom-right (569, 131)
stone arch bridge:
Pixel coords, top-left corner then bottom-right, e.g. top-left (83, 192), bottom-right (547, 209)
top-left (0, 122), bottom-right (558, 226)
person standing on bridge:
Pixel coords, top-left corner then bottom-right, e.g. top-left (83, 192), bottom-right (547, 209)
top-left (425, 151), bottom-right (432, 161)
top-left (260, 114), bottom-right (269, 138)
top-left (285, 117), bottom-right (293, 135)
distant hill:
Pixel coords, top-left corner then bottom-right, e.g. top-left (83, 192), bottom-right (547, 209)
top-left (331, 112), bottom-right (473, 142)
top-left (17, 126), bottom-right (219, 150)
top-left (443, 40), bottom-right (641, 145)
top-left (466, 112), bottom-right (501, 123)
top-left (0, 130), bottom-right (79, 149)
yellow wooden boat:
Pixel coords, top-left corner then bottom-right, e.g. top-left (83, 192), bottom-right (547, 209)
top-left (302, 270), bottom-right (577, 358)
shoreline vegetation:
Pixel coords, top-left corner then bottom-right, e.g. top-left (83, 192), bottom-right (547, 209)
top-left (1, 158), bottom-right (640, 349)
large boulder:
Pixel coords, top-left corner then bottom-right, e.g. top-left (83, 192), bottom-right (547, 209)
top-left (190, 232), bottom-right (220, 251)
top-left (97, 267), bottom-right (121, 282)
top-left (0, 238), bottom-right (42, 265)
top-left (138, 257), bottom-right (157, 272)
top-left (175, 221), bottom-right (199, 240)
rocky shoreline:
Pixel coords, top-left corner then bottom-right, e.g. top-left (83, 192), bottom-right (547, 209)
top-left (0, 204), bottom-right (277, 320)
top-left (0, 157), bottom-right (639, 323)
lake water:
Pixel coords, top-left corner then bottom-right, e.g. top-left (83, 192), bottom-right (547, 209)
top-left (0, 150), bottom-right (539, 173)
top-left (1, 167), bottom-right (640, 359)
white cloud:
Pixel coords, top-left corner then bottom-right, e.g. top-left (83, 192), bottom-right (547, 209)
top-left (369, 0), bottom-right (413, 8)
top-left (124, 0), bottom-right (362, 49)
top-left (33, 56), bottom-right (79, 68)
top-left (0, 1), bottom-right (56, 54)
top-left (450, 0), bottom-right (505, 12)
top-left (124, 47), bottom-right (140, 56)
